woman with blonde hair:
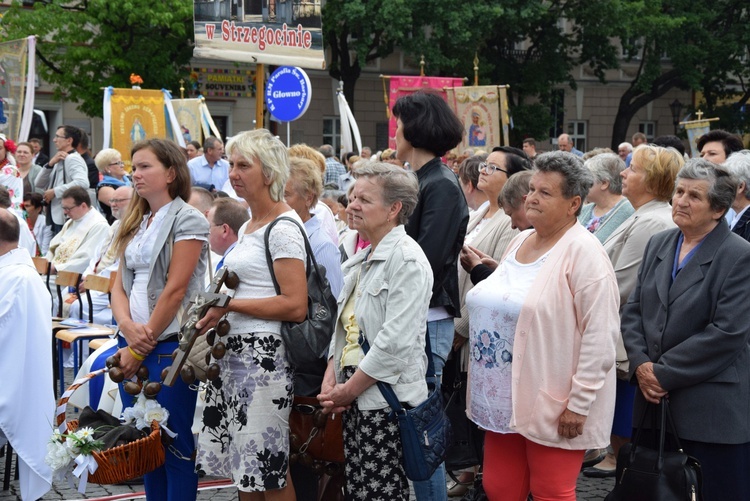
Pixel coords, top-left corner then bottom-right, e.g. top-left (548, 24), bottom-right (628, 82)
top-left (95, 148), bottom-right (131, 223)
top-left (110, 139), bottom-right (209, 500)
top-left (194, 129), bottom-right (309, 501)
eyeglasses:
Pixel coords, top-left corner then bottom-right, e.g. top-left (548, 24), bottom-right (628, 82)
top-left (109, 197), bottom-right (131, 204)
top-left (54, 134), bottom-right (67, 140)
top-left (478, 162), bottom-right (509, 176)
top-left (108, 161), bottom-right (125, 167)
top-left (61, 204), bottom-right (80, 212)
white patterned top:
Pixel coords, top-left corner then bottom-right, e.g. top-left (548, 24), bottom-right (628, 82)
top-left (223, 210), bottom-right (306, 334)
top-left (466, 247), bottom-right (548, 433)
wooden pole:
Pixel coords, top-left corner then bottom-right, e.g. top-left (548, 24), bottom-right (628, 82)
top-left (255, 64), bottom-right (265, 129)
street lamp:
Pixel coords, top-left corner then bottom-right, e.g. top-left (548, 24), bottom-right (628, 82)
top-left (669, 99), bottom-right (683, 135)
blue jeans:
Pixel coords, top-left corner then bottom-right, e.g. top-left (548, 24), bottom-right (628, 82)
top-left (413, 318), bottom-right (454, 501)
top-left (117, 337), bottom-right (198, 501)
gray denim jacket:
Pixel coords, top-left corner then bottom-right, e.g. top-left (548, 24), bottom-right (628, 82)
top-left (120, 197), bottom-right (209, 341)
top-left (330, 225), bottom-right (433, 410)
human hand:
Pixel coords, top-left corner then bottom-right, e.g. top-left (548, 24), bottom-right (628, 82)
top-left (43, 189), bottom-right (55, 204)
top-left (558, 408), bottom-right (587, 439)
top-left (468, 245), bottom-right (499, 271)
top-left (635, 362), bottom-right (667, 404)
top-left (118, 319), bottom-right (156, 355)
top-left (116, 347), bottom-right (143, 379)
top-left (460, 245), bottom-right (482, 272)
top-left (195, 305), bottom-right (229, 336)
top-left (318, 383), bottom-right (354, 415)
top-left (49, 151), bottom-right (67, 166)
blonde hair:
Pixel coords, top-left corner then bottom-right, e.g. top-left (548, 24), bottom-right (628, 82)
top-left (94, 148), bottom-right (122, 174)
top-left (113, 139), bottom-right (191, 256)
top-left (227, 129), bottom-right (289, 202)
top-left (288, 143), bottom-right (326, 175)
top-left (288, 157), bottom-right (323, 208)
top-left (632, 144), bottom-right (684, 201)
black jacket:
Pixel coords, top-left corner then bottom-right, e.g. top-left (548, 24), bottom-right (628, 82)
top-left (732, 207), bottom-right (750, 243)
top-left (406, 157), bottom-right (468, 316)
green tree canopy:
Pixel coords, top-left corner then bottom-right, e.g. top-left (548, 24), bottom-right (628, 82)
top-left (1, 0), bottom-right (194, 117)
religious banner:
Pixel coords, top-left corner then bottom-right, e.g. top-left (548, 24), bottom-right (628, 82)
top-left (0, 36), bottom-right (36, 142)
top-left (680, 111), bottom-right (719, 158)
top-left (386, 76), bottom-right (464, 150)
top-left (172, 97), bottom-right (223, 144)
top-left (102, 88), bottom-right (183, 168)
top-left (192, 0), bottom-right (325, 69)
top-left (446, 85), bottom-right (507, 151)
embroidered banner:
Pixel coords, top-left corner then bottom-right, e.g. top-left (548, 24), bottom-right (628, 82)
top-left (386, 76), bottom-right (464, 150)
top-left (171, 98), bottom-right (203, 144)
top-left (0, 37), bottom-right (30, 141)
top-left (109, 89), bottom-right (167, 167)
top-left (447, 85), bottom-right (502, 152)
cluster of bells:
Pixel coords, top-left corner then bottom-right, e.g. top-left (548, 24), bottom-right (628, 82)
top-left (105, 318), bottom-right (233, 394)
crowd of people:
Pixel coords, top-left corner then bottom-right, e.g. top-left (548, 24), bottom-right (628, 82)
top-left (2, 94), bottom-right (750, 501)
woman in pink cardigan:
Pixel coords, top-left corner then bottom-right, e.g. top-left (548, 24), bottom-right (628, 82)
top-left (466, 151), bottom-right (620, 500)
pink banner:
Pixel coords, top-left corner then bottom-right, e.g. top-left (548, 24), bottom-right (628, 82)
top-left (387, 76), bottom-right (464, 149)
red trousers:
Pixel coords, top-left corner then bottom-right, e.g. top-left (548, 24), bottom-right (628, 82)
top-left (483, 432), bottom-right (584, 501)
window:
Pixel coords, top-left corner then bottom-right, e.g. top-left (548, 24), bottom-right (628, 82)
top-left (548, 89), bottom-right (565, 140)
top-left (322, 117), bottom-right (341, 152)
top-left (567, 121), bottom-right (587, 152)
top-left (638, 122), bottom-right (656, 142)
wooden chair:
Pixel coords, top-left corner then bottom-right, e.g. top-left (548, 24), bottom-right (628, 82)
top-left (82, 271), bottom-right (117, 324)
top-left (55, 270), bottom-right (83, 320)
top-left (54, 271), bottom-right (115, 397)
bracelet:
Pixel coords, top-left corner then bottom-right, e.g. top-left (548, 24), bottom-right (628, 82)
top-left (127, 346), bottom-right (147, 361)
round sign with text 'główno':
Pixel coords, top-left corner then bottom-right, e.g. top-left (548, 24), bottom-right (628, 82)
top-left (266, 66), bottom-right (312, 122)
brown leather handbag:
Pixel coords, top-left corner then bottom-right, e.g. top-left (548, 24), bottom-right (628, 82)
top-left (289, 396), bottom-right (344, 465)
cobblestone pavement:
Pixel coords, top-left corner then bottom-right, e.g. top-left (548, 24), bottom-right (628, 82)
top-left (0, 462), bottom-right (615, 500)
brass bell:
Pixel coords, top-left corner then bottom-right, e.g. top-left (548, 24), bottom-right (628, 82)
top-left (180, 364), bottom-right (196, 383)
top-left (224, 271), bottom-right (240, 289)
top-left (216, 319), bottom-right (231, 337)
top-left (171, 348), bottom-right (180, 361)
top-left (136, 366), bottom-right (149, 380)
top-left (109, 367), bottom-right (125, 383)
top-left (105, 355), bottom-right (120, 369)
top-left (206, 328), bottom-right (216, 346)
top-left (212, 341), bottom-right (227, 360)
top-left (161, 367), bottom-right (170, 381)
top-left (206, 363), bottom-right (221, 381)
top-left (312, 461), bottom-right (325, 475)
top-left (289, 452), bottom-right (298, 464)
top-left (144, 381), bottom-right (162, 398)
top-left (205, 352), bottom-right (212, 366)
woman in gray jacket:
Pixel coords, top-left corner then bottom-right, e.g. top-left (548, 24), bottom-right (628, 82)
top-left (318, 162), bottom-right (433, 500)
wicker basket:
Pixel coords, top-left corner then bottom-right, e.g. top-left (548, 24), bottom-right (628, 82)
top-left (56, 368), bottom-right (166, 484)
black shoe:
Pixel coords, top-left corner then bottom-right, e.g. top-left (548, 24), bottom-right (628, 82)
top-left (581, 448), bottom-right (606, 469)
top-left (582, 465), bottom-right (617, 478)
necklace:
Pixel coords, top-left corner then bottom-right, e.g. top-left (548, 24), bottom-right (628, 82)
top-left (250, 201), bottom-right (280, 230)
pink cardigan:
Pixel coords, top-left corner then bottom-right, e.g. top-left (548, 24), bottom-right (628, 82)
top-left (471, 223), bottom-right (619, 450)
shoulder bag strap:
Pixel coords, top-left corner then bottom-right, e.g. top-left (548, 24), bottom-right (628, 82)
top-left (263, 215), bottom-right (323, 295)
top-left (361, 335), bottom-right (407, 415)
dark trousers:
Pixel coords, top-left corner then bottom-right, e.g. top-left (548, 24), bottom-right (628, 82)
top-left (636, 428), bottom-right (750, 501)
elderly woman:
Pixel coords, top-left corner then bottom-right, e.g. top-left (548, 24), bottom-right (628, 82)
top-left (623, 160), bottom-right (750, 500)
top-left (578, 153), bottom-right (634, 243)
top-left (96, 148), bottom-right (131, 223)
top-left (723, 150), bottom-right (750, 241)
top-left (194, 129), bottom-right (308, 501)
top-left (583, 145), bottom-right (684, 477)
top-left (318, 162), bottom-right (433, 501)
top-left (14, 142), bottom-right (43, 197)
top-left (467, 151), bottom-right (619, 500)
top-left (110, 139), bottom-right (208, 500)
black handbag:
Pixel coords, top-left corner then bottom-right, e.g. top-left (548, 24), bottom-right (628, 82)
top-left (606, 398), bottom-right (702, 501)
top-left (361, 332), bottom-right (452, 482)
top-left (442, 348), bottom-right (484, 472)
top-left (264, 217), bottom-right (338, 396)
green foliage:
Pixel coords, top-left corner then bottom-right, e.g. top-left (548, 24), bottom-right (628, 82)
top-left (1, 0), bottom-right (194, 117)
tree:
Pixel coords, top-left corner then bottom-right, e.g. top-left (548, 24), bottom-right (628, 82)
top-left (610, 0), bottom-right (750, 148)
top-left (322, 0), bottom-right (500, 112)
top-left (1, 0), bottom-right (194, 118)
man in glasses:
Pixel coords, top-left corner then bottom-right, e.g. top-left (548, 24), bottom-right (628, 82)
top-left (45, 186), bottom-right (109, 274)
top-left (34, 125), bottom-right (89, 236)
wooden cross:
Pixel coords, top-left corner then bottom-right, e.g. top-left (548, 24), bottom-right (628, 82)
top-left (696, 110), bottom-right (703, 121)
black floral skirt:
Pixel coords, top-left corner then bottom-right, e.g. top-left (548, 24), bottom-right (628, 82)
top-left (196, 332), bottom-right (294, 492)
